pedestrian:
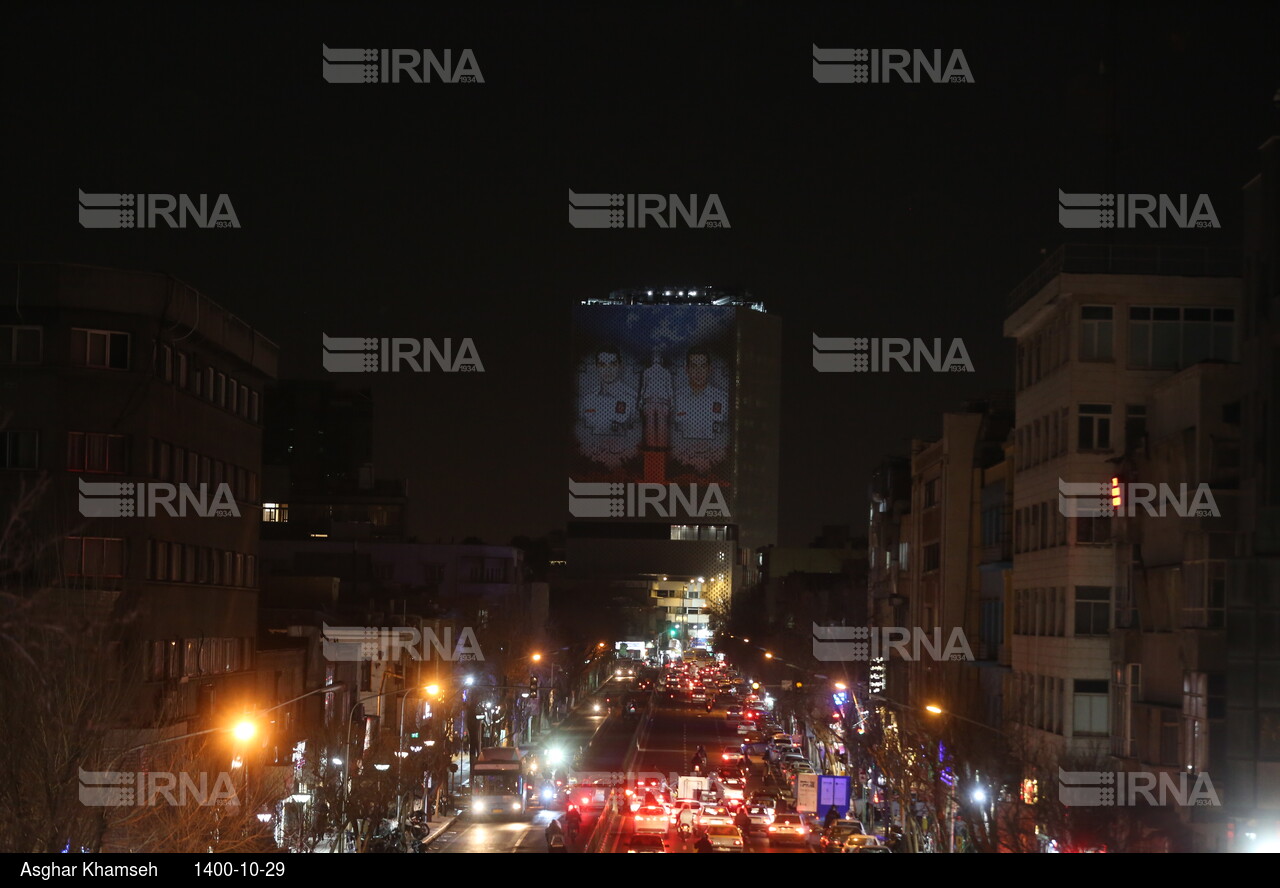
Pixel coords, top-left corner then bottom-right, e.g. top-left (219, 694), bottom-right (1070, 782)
top-left (824, 805), bottom-right (839, 829)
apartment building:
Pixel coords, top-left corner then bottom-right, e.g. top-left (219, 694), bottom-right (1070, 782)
top-left (1002, 244), bottom-right (1240, 768)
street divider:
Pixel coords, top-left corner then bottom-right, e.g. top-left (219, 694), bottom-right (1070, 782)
top-left (584, 693), bottom-right (654, 853)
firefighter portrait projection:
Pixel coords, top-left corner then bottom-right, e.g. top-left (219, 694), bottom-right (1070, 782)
top-left (572, 304), bottom-right (734, 485)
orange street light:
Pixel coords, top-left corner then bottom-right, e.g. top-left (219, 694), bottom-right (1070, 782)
top-left (425, 684), bottom-right (441, 697)
top-left (532, 653), bottom-right (542, 663)
top-left (925, 704), bottom-right (944, 715)
top-left (764, 652), bottom-right (773, 659)
top-left (232, 719), bottom-right (257, 742)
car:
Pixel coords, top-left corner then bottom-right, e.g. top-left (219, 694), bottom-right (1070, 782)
top-left (572, 780), bottom-right (610, 809)
top-left (737, 722), bottom-right (755, 736)
top-left (819, 821), bottom-right (867, 852)
top-left (849, 843), bottom-right (892, 853)
top-left (767, 813), bottom-right (810, 845)
top-left (699, 805), bottom-right (734, 827)
top-left (770, 734), bottom-right (792, 746)
top-left (721, 746), bottom-right (745, 765)
top-left (742, 805), bottom-right (774, 832)
top-left (633, 805), bottom-right (670, 835)
top-left (838, 835), bottom-right (888, 853)
top-left (713, 774), bottom-right (746, 801)
top-left (691, 690), bottom-right (708, 702)
top-left (748, 792), bottom-right (778, 811)
top-left (725, 705), bottom-right (743, 719)
top-left (702, 824), bottom-right (745, 852)
top-left (627, 834), bottom-right (667, 853)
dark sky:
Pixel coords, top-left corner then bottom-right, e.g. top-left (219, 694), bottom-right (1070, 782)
top-left (5, 3), bottom-right (1278, 545)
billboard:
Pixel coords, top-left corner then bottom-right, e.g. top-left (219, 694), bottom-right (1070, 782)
top-left (571, 304), bottom-right (735, 501)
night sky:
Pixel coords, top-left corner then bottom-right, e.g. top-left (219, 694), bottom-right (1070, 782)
top-left (6, 3), bottom-right (1277, 546)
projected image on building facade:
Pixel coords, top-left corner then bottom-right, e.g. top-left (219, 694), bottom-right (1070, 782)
top-left (572, 303), bottom-right (734, 486)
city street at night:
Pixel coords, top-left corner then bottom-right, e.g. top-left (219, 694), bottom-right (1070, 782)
top-left (3, 0), bottom-right (1279, 869)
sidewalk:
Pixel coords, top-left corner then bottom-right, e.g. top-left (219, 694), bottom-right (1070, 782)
top-left (312, 754), bottom-right (472, 854)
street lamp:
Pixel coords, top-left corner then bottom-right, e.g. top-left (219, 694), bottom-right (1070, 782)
top-left (341, 683), bottom-right (433, 852)
top-left (922, 703), bottom-right (1011, 853)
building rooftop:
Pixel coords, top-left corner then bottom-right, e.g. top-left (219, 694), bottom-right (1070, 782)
top-left (583, 286), bottom-right (765, 312)
top-left (1006, 244), bottom-right (1241, 314)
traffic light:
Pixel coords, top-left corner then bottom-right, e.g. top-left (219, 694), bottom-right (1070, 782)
top-left (530, 676), bottom-right (539, 694)
top-left (1110, 476), bottom-right (1123, 514)
top-left (795, 681), bottom-right (803, 689)
top-left (669, 626), bottom-right (678, 637)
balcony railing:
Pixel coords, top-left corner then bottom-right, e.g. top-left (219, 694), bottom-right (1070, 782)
top-left (1007, 244), bottom-right (1241, 313)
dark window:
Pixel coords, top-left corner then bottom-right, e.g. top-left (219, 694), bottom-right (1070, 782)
top-left (1078, 404), bottom-right (1112, 451)
top-left (67, 432), bottom-right (128, 473)
top-left (1075, 517), bottom-right (1111, 544)
top-left (71, 328), bottom-right (130, 370)
top-left (1125, 405), bottom-right (1147, 450)
top-left (923, 543), bottom-right (941, 572)
top-left (0, 326), bottom-right (43, 363)
top-left (2, 430), bottom-right (38, 469)
top-left (1079, 306), bottom-right (1114, 362)
top-left (1075, 587), bottom-right (1111, 636)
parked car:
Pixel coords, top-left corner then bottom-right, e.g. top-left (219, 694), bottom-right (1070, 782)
top-left (838, 834), bottom-right (888, 853)
top-left (819, 821), bottom-right (867, 852)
